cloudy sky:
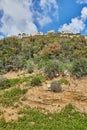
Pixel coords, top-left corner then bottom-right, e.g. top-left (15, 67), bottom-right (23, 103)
top-left (0, 0), bottom-right (87, 38)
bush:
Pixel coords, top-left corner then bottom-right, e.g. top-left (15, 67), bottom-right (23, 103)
top-left (30, 76), bottom-right (42, 87)
top-left (71, 58), bottom-right (87, 78)
top-left (17, 58), bottom-right (26, 70)
top-left (8, 78), bottom-right (21, 87)
top-left (44, 60), bottom-right (59, 79)
top-left (50, 81), bottom-right (62, 92)
top-left (58, 61), bottom-right (72, 74)
top-left (0, 77), bottom-right (11, 89)
top-left (37, 60), bottom-right (48, 70)
top-left (0, 88), bottom-right (28, 106)
top-left (0, 77), bottom-right (22, 89)
top-left (33, 55), bottom-right (41, 64)
top-left (58, 78), bottom-right (69, 85)
top-left (26, 60), bottom-right (34, 73)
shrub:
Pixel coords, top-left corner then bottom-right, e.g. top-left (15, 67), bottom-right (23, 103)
top-left (0, 77), bottom-right (11, 89)
top-left (26, 60), bottom-right (34, 73)
top-left (0, 88), bottom-right (28, 106)
top-left (0, 77), bottom-right (22, 89)
top-left (50, 81), bottom-right (62, 92)
top-left (58, 78), bottom-right (69, 85)
top-left (8, 78), bottom-right (21, 87)
top-left (44, 60), bottom-right (59, 79)
top-left (33, 55), bottom-right (41, 64)
top-left (17, 58), bottom-right (26, 70)
top-left (71, 58), bottom-right (87, 78)
top-left (58, 61), bottom-right (72, 74)
top-left (30, 76), bottom-right (42, 87)
top-left (0, 69), bottom-right (7, 75)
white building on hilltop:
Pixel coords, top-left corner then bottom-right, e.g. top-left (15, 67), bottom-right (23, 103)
top-left (32, 32), bottom-right (43, 36)
top-left (18, 33), bottom-right (30, 39)
top-left (47, 30), bottom-right (55, 34)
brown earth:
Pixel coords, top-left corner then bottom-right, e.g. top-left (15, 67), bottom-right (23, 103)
top-left (0, 73), bottom-right (87, 122)
top-left (3, 70), bottom-right (40, 79)
top-left (22, 76), bottom-right (87, 113)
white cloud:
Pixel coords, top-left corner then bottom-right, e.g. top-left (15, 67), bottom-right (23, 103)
top-left (58, 6), bottom-right (87, 34)
top-left (81, 7), bottom-right (87, 20)
top-left (40, 0), bottom-right (58, 11)
top-left (37, 0), bottom-right (58, 27)
top-left (0, 0), bottom-right (38, 36)
top-left (0, 0), bottom-right (59, 36)
top-left (37, 15), bottom-right (52, 27)
top-left (58, 18), bottom-right (85, 33)
top-left (76, 0), bottom-right (87, 4)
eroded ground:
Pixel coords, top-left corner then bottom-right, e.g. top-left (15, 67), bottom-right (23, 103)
top-left (0, 73), bottom-right (87, 122)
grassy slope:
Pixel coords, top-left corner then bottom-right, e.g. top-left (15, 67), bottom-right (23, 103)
top-left (0, 104), bottom-right (87, 130)
top-left (0, 73), bottom-right (87, 129)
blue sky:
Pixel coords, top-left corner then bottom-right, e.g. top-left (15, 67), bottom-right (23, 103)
top-left (0, 0), bottom-right (87, 39)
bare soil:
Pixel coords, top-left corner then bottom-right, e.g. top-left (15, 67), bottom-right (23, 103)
top-left (23, 76), bottom-right (87, 113)
top-left (3, 70), bottom-right (39, 79)
top-left (0, 73), bottom-right (87, 122)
